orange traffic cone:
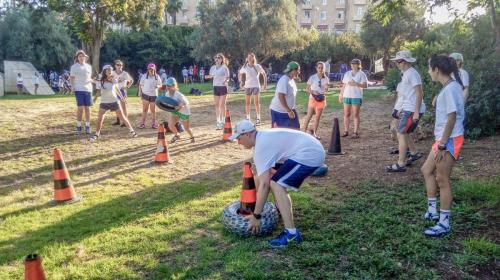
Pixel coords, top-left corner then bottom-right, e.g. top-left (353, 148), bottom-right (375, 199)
top-left (237, 162), bottom-right (256, 215)
top-left (24, 254), bottom-right (46, 280)
top-left (49, 148), bottom-right (81, 205)
top-left (222, 109), bottom-right (232, 141)
top-left (154, 124), bottom-right (171, 164)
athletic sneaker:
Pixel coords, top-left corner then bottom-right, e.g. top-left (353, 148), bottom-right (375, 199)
top-left (423, 212), bottom-right (439, 222)
top-left (85, 125), bottom-right (91, 134)
top-left (89, 133), bottom-right (99, 142)
top-left (424, 223), bottom-right (450, 238)
top-left (256, 119), bottom-right (261, 126)
top-left (130, 131), bottom-right (138, 138)
top-left (216, 122), bottom-right (223, 130)
top-left (76, 126), bottom-right (82, 136)
top-left (268, 229), bottom-right (303, 248)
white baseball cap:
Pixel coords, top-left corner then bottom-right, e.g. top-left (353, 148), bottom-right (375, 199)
top-left (229, 120), bottom-right (256, 141)
top-left (390, 50), bottom-right (416, 63)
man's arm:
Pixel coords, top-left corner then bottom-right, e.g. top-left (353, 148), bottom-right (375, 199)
top-left (245, 169), bottom-right (272, 234)
top-left (413, 85), bottom-right (423, 120)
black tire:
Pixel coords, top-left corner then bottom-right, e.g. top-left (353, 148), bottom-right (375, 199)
top-left (221, 201), bottom-right (280, 237)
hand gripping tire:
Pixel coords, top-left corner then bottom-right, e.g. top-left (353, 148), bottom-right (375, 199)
top-left (221, 201), bottom-right (280, 237)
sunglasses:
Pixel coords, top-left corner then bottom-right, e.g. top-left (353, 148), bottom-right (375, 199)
top-left (396, 60), bottom-right (405, 64)
top-left (115, 64), bottom-right (123, 66)
top-left (318, 80), bottom-right (322, 87)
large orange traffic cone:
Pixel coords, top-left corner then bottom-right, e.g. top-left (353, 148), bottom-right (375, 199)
top-left (49, 148), bottom-right (81, 205)
top-left (154, 124), bottom-right (171, 164)
top-left (237, 162), bottom-right (256, 215)
top-left (222, 109), bottom-right (232, 141)
top-left (24, 254), bottom-right (46, 280)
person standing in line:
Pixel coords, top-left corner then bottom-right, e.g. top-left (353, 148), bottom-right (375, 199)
top-left (303, 62), bottom-right (330, 139)
top-left (238, 52), bottom-right (267, 126)
top-left (139, 63), bottom-right (162, 129)
top-left (269, 62), bottom-right (301, 129)
top-left (70, 50), bottom-right (94, 135)
top-left (33, 72), bottom-right (40, 95)
top-left (206, 53), bottom-right (230, 130)
top-left (182, 67), bottom-right (189, 84)
top-left (112, 60), bottom-right (134, 127)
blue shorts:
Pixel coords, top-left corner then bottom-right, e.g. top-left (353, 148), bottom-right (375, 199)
top-left (270, 109), bottom-right (300, 129)
top-left (271, 159), bottom-right (319, 191)
top-left (75, 91), bottom-right (93, 107)
top-left (398, 111), bottom-right (422, 134)
top-left (117, 89), bottom-right (127, 101)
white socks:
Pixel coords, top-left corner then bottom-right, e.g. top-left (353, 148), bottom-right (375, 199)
top-left (85, 122), bottom-right (90, 127)
top-left (427, 197), bottom-right (437, 214)
top-left (76, 121), bottom-right (82, 127)
top-left (439, 209), bottom-right (451, 228)
top-left (246, 114), bottom-right (250, 120)
top-left (256, 114), bottom-right (261, 120)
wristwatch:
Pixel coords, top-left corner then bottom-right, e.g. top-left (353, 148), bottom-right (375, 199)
top-left (253, 213), bottom-right (262, 220)
top-left (438, 144), bottom-right (446, 150)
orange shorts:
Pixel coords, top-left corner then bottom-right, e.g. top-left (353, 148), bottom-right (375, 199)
top-left (432, 135), bottom-right (464, 160)
top-left (308, 97), bottom-right (326, 110)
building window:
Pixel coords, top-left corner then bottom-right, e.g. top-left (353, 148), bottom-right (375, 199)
top-left (355, 24), bottom-right (361, 33)
top-left (337, 11), bottom-right (344, 20)
top-left (356, 7), bottom-right (364, 17)
top-left (304, 0), bottom-right (311, 5)
top-left (304, 10), bottom-right (311, 19)
top-left (321, 11), bottom-right (327, 21)
top-left (322, 0), bottom-right (327, 5)
top-left (338, 0), bottom-right (345, 4)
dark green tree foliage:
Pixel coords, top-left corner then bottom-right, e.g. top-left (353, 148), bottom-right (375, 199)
top-left (189, 0), bottom-right (314, 64)
top-left (166, 0), bottom-right (183, 25)
top-left (0, 7), bottom-right (75, 72)
top-left (100, 26), bottom-right (195, 77)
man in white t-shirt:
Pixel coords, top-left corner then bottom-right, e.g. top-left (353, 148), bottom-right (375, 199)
top-left (387, 50), bottom-right (424, 172)
top-left (269, 61), bottom-right (300, 129)
top-left (229, 120), bottom-right (325, 248)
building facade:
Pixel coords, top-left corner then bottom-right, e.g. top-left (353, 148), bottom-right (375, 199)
top-left (165, 0), bottom-right (368, 35)
top-left (297, 0), bottom-right (368, 34)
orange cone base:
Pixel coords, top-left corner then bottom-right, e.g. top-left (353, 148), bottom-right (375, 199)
top-left (48, 195), bottom-right (82, 206)
top-left (154, 160), bottom-right (172, 164)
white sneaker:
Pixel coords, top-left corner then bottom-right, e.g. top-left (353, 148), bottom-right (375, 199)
top-left (216, 122), bottom-right (223, 130)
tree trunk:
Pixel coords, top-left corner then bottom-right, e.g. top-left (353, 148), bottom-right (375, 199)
top-left (88, 35), bottom-right (102, 76)
top-left (172, 13), bottom-right (177, 25)
top-left (488, 0), bottom-right (500, 53)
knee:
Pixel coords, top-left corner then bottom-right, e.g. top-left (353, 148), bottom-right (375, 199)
top-left (435, 174), bottom-right (449, 186)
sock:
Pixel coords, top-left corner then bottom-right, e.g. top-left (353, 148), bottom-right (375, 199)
top-left (129, 128), bottom-right (134, 133)
top-left (246, 114), bottom-right (250, 120)
top-left (439, 209), bottom-right (451, 228)
top-left (76, 121), bottom-right (82, 127)
top-left (427, 197), bottom-right (437, 214)
top-left (256, 114), bottom-right (261, 120)
top-left (85, 122), bottom-right (90, 127)
top-left (285, 228), bottom-right (297, 234)
top-left (95, 131), bottom-right (100, 136)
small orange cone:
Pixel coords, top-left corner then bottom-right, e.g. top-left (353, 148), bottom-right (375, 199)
top-left (222, 109), bottom-right (232, 141)
top-left (49, 148), bottom-right (81, 205)
top-left (24, 254), bottom-right (46, 280)
top-left (237, 162), bottom-right (256, 215)
top-left (155, 124), bottom-right (171, 164)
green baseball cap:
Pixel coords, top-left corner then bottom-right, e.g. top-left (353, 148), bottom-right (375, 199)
top-left (449, 52), bottom-right (464, 62)
top-left (283, 61), bottom-right (300, 73)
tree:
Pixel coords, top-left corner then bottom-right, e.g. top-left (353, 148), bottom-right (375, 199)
top-left (189, 0), bottom-right (315, 65)
top-left (360, 0), bottom-right (426, 71)
top-left (166, 0), bottom-right (182, 25)
top-left (48, 0), bottom-right (167, 72)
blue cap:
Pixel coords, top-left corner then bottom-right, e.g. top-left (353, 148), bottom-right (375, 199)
top-left (166, 77), bottom-right (177, 86)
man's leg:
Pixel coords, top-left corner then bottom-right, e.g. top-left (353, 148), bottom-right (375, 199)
top-left (270, 181), bottom-right (294, 229)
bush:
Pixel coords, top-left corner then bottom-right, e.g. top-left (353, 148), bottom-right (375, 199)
top-left (383, 68), bottom-right (401, 92)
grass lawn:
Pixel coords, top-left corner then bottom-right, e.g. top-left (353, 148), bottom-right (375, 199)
top-left (0, 83), bottom-right (498, 279)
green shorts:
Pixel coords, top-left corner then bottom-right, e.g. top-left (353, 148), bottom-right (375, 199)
top-left (172, 111), bottom-right (190, 121)
top-left (343, 97), bottom-right (362, 105)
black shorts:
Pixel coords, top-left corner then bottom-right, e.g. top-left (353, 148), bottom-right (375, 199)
top-left (100, 102), bottom-right (119, 111)
top-left (141, 94), bottom-right (157, 102)
top-left (213, 86), bottom-right (228, 96)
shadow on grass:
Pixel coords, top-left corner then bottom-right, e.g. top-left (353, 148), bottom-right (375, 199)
top-left (0, 160), bottom-right (246, 266)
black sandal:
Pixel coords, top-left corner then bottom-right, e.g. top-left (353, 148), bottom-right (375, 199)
top-left (386, 163), bottom-right (407, 172)
top-left (406, 152), bottom-right (423, 166)
top-left (351, 132), bottom-right (360, 139)
top-left (190, 137), bottom-right (195, 143)
top-left (170, 135), bottom-right (180, 144)
top-left (341, 131), bottom-right (349, 137)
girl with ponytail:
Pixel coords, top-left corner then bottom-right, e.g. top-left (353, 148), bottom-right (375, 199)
top-left (303, 61), bottom-right (330, 139)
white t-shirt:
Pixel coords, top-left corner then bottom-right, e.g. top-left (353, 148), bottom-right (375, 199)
top-left (307, 74), bottom-right (330, 97)
top-left (239, 63), bottom-right (265, 88)
top-left (325, 62), bottom-right (331, 74)
top-left (269, 75), bottom-right (297, 113)
top-left (70, 62), bottom-right (93, 92)
top-left (140, 74), bottom-right (162, 96)
top-left (395, 82), bottom-right (425, 113)
top-left (113, 70), bottom-right (132, 90)
top-left (167, 90), bottom-right (190, 115)
top-left (434, 81), bottom-right (464, 140)
top-left (253, 129), bottom-right (326, 176)
top-left (182, 69), bottom-right (188, 77)
top-left (399, 67), bottom-right (422, 112)
top-left (452, 69), bottom-right (469, 88)
top-left (160, 72), bottom-right (168, 85)
top-left (342, 70), bottom-right (367, 99)
top-left (16, 76), bottom-right (23, 85)
top-left (95, 80), bottom-right (119, 103)
top-left (34, 76), bottom-right (40, 85)
top-left (209, 65), bottom-right (230, 87)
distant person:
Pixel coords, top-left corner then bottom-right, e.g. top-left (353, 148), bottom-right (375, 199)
top-left (188, 66), bottom-right (194, 83)
top-left (91, 65), bottom-right (137, 142)
top-left (70, 50), bottom-right (94, 135)
top-left (182, 67), bottom-right (189, 84)
top-left (324, 58), bottom-right (331, 79)
top-left (449, 53), bottom-right (469, 102)
top-left (33, 72), bottom-right (40, 95)
top-left (421, 54), bottom-right (465, 238)
top-left (303, 62), bottom-right (329, 139)
top-left (338, 58), bottom-right (367, 139)
top-left (112, 60), bottom-right (134, 127)
top-left (193, 65), bottom-right (199, 83)
top-left (139, 63), bottom-right (162, 129)
top-left (269, 61), bottom-right (300, 129)
top-left (16, 73), bottom-right (24, 95)
top-left (239, 52), bottom-right (267, 125)
top-left (199, 67), bottom-right (205, 84)
top-left (206, 53), bottom-right (230, 130)
top-left (136, 69), bottom-right (144, 96)
top-left (164, 77), bottom-right (195, 144)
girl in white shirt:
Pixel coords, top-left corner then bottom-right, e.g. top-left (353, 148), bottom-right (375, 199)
top-left (164, 77), bottom-right (195, 144)
top-left (112, 60), bottom-right (134, 127)
top-left (238, 52), bottom-right (267, 125)
top-left (16, 73), bottom-right (24, 95)
top-left (421, 54), bottom-right (465, 238)
top-left (303, 62), bottom-right (330, 139)
top-left (339, 59), bottom-right (368, 138)
top-left (90, 65), bottom-right (137, 141)
top-left (33, 72), bottom-right (40, 95)
top-left (139, 63), bottom-right (162, 129)
top-left (206, 53), bottom-right (230, 130)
